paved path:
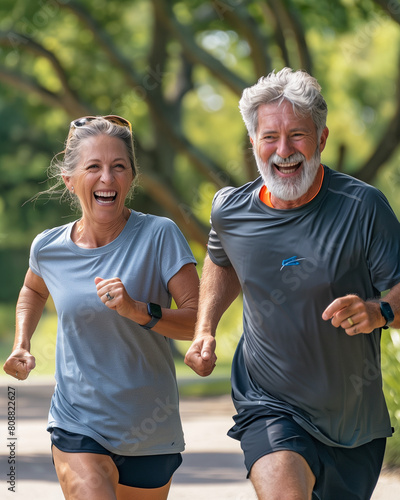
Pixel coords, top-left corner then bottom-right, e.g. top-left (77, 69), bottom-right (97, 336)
top-left (1, 376), bottom-right (400, 499)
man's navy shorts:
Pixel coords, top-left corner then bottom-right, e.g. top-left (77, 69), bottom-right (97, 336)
top-left (50, 427), bottom-right (182, 488)
top-left (232, 413), bottom-right (386, 500)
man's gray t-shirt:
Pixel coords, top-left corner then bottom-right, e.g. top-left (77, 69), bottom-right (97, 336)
top-left (208, 166), bottom-right (400, 448)
top-left (29, 211), bottom-right (196, 455)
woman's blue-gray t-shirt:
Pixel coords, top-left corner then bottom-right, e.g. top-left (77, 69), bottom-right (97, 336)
top-left (29, 211), bottom-right (196, 455)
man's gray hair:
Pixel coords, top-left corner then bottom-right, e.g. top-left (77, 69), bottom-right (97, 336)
top-left (239, 67), bottom-right (328, 139)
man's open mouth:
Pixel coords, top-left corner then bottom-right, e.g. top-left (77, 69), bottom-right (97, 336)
top-left (94, 191), bottom-right (117, 204)
top-left (274, 161), bottom-right (302, 174)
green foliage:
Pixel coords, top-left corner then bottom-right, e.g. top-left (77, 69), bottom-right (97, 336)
top-left (0, 0), bottom-right (399, 465)
top-left (0, 304), bottom-right (17, 361)
top-left (382, 329), bottom-right (400, 466)
top-left (0, 0), bottom-right (399, 255)
top-left (26, 312), bottom-right (57, 376)
top-left (0, 248), bottom-right (29, 303)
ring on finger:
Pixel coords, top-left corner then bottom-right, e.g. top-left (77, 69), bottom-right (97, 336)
top-left (347, 317), bottom-right (354, 327)
top-left (106, 291), bottom-right (114, 301)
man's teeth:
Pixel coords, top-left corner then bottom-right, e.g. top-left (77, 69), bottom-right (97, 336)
top-left (275, 161), bottom-right (301, 174)
top-left (279, 167), bottom-right (297, 173)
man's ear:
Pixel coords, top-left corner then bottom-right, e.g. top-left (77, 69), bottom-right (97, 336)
top-left (319, 127), bottom-right (329, 153)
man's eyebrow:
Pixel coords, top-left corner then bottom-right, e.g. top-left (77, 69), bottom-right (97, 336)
top-left (259, 126), bottom-right (312, 135)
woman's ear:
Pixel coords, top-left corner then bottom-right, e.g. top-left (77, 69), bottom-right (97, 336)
top-left (62, 175), bottom-right (74, 193)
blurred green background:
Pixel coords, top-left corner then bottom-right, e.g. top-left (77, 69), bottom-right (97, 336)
top-left (0, 0), bottom-right (399, 466)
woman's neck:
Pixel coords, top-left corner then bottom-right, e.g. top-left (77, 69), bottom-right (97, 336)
top-left (71, 208), bottom-right (131, 248)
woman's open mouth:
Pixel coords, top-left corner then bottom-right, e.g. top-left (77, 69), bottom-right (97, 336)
top-left (94, 191), bottom-right (117, 204)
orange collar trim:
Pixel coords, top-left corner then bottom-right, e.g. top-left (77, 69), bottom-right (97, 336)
top-left (259, 164), bottom-right (324, 208)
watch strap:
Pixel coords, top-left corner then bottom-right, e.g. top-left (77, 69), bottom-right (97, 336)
top-left (380, 301), bottom-right (394, 329)
top-left (140, 303), bottom-right (162, 330)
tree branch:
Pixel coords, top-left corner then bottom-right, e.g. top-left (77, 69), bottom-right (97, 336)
top-left (0, 66), bottom-right (90, 116)
top-left (1, 32), bottom-right (70, 96)
top-left (265, 0), bottom-right (313, 73)
top-left (371, 0), bottom-right (400, 25)
top-left (62, 0), bottom-right (235, 188)
top-left (0, 31), bottom-right (92, 116)
top-left (283, 0), bottom-right (313, 73)
top-left (262, 1), bottom-right (291, 67)
top-left (139, 172), bottom-right (209, 246)
top-left (354, 61), bottom-right (400, 183)
top-left (220, 4), bottom-right (273, 77)
top-left (60, 1), bottom-right (144, 89)
top-left (154, 0), bottom-right (249, 95)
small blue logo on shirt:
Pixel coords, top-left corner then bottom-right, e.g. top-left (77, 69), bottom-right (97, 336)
top-left (280, 256), bottom-right (306, 271)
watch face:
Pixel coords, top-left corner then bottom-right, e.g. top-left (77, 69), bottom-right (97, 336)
top-left (148, 302), bottom-right (162, 319)
top-left (380, 301), bottom-right (394, 325)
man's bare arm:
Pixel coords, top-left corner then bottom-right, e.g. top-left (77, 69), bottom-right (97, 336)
top-left (184, 254), bottom-right (241, 376)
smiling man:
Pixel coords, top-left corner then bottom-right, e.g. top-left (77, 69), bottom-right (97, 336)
top-left (252, 99), bottom-right (328, 209)
top-left (185, 68), bottom-right (400, 500)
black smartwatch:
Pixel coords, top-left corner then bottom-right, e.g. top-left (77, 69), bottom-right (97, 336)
top-left (379, 301), bottom-right (394, 329)
top-left (140, 302), bottom-right (162, 330)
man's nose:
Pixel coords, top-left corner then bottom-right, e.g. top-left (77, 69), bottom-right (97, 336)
top-left (276, 137), bottom-right (295, 158)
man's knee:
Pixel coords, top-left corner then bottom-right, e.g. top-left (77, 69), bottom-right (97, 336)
top-left (250, 450), bottom-right (315, 500)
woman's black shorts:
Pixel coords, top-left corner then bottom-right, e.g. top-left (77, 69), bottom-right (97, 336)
top-left (50, 427), bottom-right (182, 489)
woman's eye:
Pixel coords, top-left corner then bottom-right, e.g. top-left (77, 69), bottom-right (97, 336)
top-left (87, 164), bottom-right (99, 170)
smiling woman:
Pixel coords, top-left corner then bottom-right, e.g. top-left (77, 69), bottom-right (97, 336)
top-left (3, 115), bottom-right (199, 500)
top-left (59, 116), bottom-right (137, 211)
top-left (62, 133), bottom-right (135, 247)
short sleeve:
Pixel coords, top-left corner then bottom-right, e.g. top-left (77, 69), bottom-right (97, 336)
top-left (152, 218), bottom-right (197, 288)
top-left (207, 189), bottom-right (232, 267)
top-left (361, 188), bottom-right (400, 291)
top-left (29, 232), bottom-right (45, 278)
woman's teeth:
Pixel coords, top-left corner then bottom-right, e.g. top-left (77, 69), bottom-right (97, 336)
top-left (94, 191), bottom-right (117, 203)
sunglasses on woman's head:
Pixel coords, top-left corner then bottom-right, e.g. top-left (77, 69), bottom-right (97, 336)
top-left (67, 115), bottom-right (132, 143)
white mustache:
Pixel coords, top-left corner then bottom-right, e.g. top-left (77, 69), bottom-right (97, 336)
top-left (269, 153), bottom-right (306, 165)
top-left (255, 147), bottom-right (321, 202)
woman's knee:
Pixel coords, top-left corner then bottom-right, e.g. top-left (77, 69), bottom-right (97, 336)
top-left (53, 447), bottom-right (119, 500)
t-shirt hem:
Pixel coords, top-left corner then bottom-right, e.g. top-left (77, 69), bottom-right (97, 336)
top-left (206, 249), bottom-right (232, 267)
top-left (47, 422), bottom-right (185, 456)
top-left (164, 256), bottom-right (197, 286)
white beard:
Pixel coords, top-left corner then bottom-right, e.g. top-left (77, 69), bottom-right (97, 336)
top-left (255, 148), bottom-right (321, 201)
